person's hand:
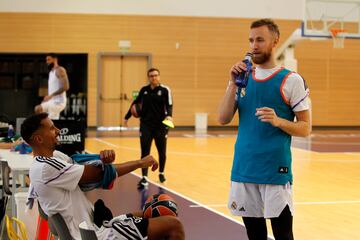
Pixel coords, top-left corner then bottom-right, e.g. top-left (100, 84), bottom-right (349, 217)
top-left (255, 107), bottom-right (281, 127)
top-left (140, 155), bottom-right (158, 171)
top-left (100, 150), bottom-right (116, 164)
top-left (229, 61), bottom-right (247, 84)
top-left (123, 119), bottom-right (128, 128)
top-left (165, 116), bottom-right (173, 122)
top-left (43, 95), bottom-right (52, 102)
top-left (11, 139), bottom-right (23, 148)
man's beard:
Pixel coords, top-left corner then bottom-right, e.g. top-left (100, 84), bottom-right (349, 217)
top-left (50, 140), bottom-right (60, 151)
top-left (47, 63), bottom-right (54, 71)
top-left (252, 50), bottom-right (272, 65)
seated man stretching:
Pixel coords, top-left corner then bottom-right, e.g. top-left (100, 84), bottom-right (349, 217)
top-left (21, 113), bottom-right (184, 240)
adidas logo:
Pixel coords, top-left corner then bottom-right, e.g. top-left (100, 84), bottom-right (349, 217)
top-left (239, 207), bottom-right (246, 212)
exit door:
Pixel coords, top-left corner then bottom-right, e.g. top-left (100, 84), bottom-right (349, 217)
top-left (97, 53), bottom-right (151, 127)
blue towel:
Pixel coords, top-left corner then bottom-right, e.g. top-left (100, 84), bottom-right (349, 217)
top-left (26, 153), bottom-right (118, 209)
top-left (71, 154), bottom-right (117, 192)
top-left (14, 142), bottom-right (32, 154)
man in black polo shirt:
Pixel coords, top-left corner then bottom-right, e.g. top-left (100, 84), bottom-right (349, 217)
top-left (124, 68), bottom-right (173, 189)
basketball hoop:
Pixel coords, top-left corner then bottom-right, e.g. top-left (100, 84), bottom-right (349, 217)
top-left (330, 28), bottom-right (346, 49)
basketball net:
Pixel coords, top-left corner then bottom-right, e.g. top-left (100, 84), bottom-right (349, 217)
top-left (330, 28), bottom-right (346, 49)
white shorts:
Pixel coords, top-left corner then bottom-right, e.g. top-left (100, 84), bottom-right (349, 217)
top-left (41, 101), bottom-right (66, 120)
top-left (228, 181), bottom-right (294, 218)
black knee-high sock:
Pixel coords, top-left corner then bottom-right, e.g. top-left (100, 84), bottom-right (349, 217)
top-left (140, 125), bottom-right (152, 177)
top-left (270, 205), bottom-right (294, 240)
top-left (154, 127), bottom-right (168, 173)
top-left (242, 217), bottom-right (268, 240)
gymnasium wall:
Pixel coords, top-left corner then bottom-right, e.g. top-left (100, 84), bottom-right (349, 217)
top-left (0, 12), bottom-right (359, 126)
top-left (0, 0), bottom-right (304, 19)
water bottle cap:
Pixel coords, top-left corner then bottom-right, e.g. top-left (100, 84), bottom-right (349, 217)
top-left (244, 53), bottom-right (253, 61)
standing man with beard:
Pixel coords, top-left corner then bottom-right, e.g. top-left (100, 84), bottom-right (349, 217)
top-left (35, 53), bottom-right (69, 120)
top-left (218, 19), bottom-right (311, 240)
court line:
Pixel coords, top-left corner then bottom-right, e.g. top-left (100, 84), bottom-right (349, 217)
top-left (87, 146), bottom-right (242, 226)
top-left (189, 204), bottom-right (227, 208)
top-left (291, 141), bottom-right (360, 155)
top-left (93, 136), bottom-right (360, 156)
top-left (183, 134), bottom-right (214, 138)
top-left (294, 140), bottom-right (360, 146)
top-left (184, 133), bottom-right (360, 139)
top-left (189, 200), bottom-right (360, 208)
top-left (86, 143), bottom-right (275, 239)
top-left (310, 133), bottom-right (360, 138)
top-left (88, 147), bottom-right (273, 237)
top-left (344, 152), bottom-right (360, 156)
top-left (89, 138), bottom-right (358, 238)
top-left (292, 143), bottom-right (360, 154)
top-left (91, 138), bottom-right (360, 163)
top-left (92, 138), bottom-right (233, 158)
top-left (93, 136), bottom-right (360, 157)
top-left (295, 200), bottom-right (360, 205)
top-left (131, 172), bottom-right (274, 240)
top-left (294, 158), bottom-right (360, 163)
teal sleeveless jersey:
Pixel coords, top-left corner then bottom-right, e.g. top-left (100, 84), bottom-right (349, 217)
top-left (231, 68), bottom-right (295, 184)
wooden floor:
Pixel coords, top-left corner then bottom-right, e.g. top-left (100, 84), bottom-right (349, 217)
top-left (86, 130), bottom-right (360, 240)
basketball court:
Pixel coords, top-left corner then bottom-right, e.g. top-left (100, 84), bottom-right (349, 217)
top-left (85, 129), bottom-right (360, 240)
top-left (1, 0), bottom-right (360, 239)
top-left (50, 0), bottom-right (360, 237)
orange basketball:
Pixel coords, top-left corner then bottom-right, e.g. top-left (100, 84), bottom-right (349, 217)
top-left (131, 103), bottom-right (142, 118)
top-left (143, 193), bottom-right (178, 218)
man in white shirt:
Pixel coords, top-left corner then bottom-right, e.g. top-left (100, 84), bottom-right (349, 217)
top-left (35, 53), bottom-right (69, 120)
top-left (21, 113), bottom-right (184, 240)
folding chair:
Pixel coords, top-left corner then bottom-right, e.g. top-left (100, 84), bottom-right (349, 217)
top-left (38, 203), bottom-right (72, 240)
top-left (36, 203), bottom-right (56, 240)
top-left (1, 160), bottom-right (12, 196)
top-left (0, 160), bottom-right (12, 238)
top-left (79, 221), bottom-right (98, 240)
top-left (48, 213), bottom-right (72, 240)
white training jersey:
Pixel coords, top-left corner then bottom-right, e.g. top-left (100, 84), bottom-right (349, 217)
top-left (253, 66), bottom-right (310, 112)
top-left (29, 151), bottom-right (93, 240)
top-left (29, 151), bottom-right (149, 240)
top-left (48, 68), bottom-right (67, 104)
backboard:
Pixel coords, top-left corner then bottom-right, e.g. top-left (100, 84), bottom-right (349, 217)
top-left (302, 0), bottom-right (360, 39)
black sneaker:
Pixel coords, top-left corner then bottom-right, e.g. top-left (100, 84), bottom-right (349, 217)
top-left (159, 173), bottom-right (166, 183)
top-left (137, 177), bottom-right (148, 190)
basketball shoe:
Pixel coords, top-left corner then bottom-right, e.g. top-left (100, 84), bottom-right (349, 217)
top-left (159, 173), bottom-right (166, 183)
top-left (137, 177), bottom-right (149, 190)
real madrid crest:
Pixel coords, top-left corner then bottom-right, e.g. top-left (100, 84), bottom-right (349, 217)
top-left (231, 201), bottom-right (237, 210)
top-left (240, 88), bottom-right (246, 98)
top-left (157, 90), bottom-right (162, 96)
